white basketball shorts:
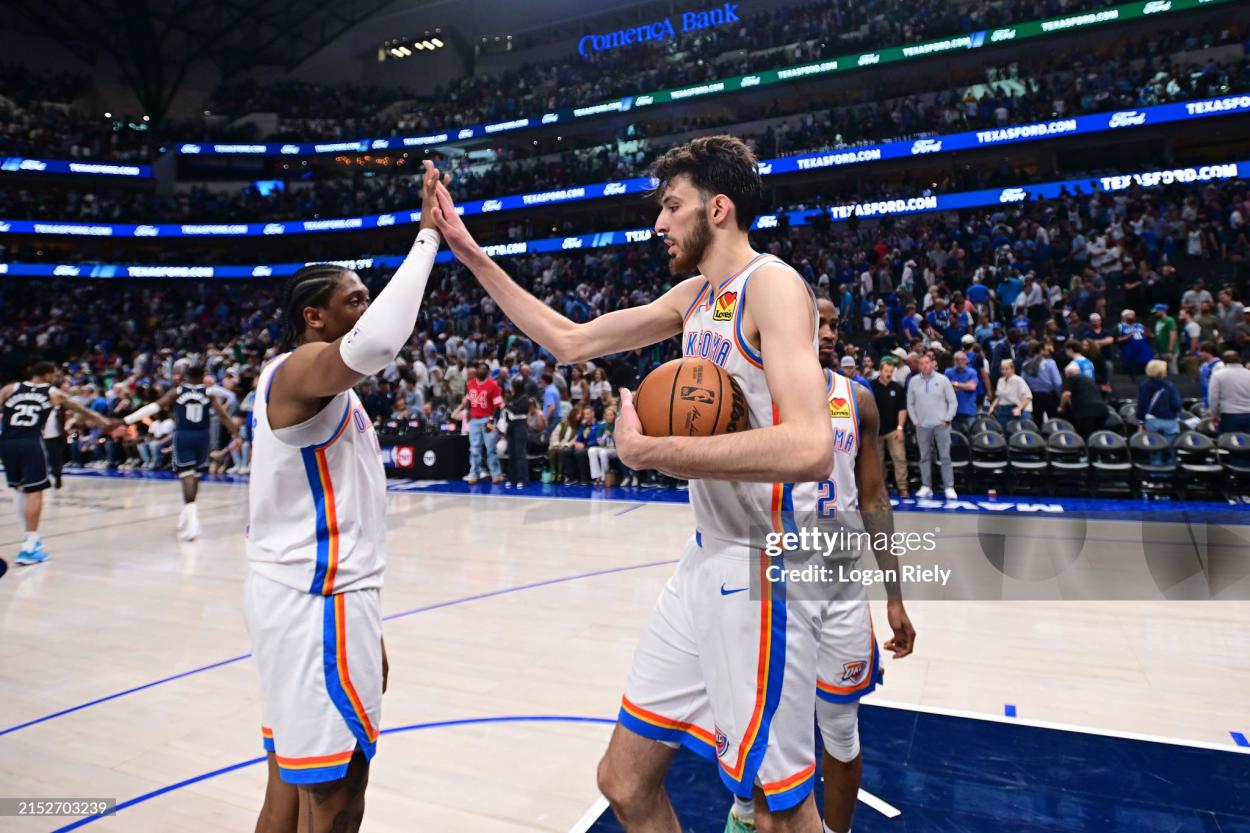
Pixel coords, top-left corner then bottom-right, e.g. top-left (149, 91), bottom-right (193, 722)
top-left (619, 531), bottom-right (825, 811)
top-left (244, 570), bottom-right (383, 784)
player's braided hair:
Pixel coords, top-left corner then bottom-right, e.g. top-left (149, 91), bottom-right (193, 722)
top-left (279, 265), bottom-right (351, 350)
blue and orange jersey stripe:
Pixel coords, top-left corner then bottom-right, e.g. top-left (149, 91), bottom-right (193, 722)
top-left (276, 750), bottom-right (355, 770)
top-left (262, 353), bottom-right (292, 403)
top-left (720, 405), bottom-right (789, 785)
top-left (303, 402), bottom-right (353, 596)
top-left (620, 695), bottom-right (716, 749)
top-left (763, 762), bottom-right (816, 796)
top-left (683, 282), bottom-right (710, 325)
top-left (845, 374), bottom-right (861, 447)
top-left (333, 593), bottom-right (379, 743)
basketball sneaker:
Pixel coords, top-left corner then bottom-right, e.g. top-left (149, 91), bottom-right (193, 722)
top-left (16, 542), bottom-right (49, 566)
top-left (723, 808), bottom-right (757, 832)
top-left (0, 556), bottom-right (8, 579)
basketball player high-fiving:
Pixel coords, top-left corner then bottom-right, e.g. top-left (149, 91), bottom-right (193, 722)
top-left (434, 136), bottom-right (836, 832)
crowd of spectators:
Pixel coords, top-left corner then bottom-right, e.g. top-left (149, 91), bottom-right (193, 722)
top-left (3, 178), bottom-right (1247, 486)
top-left (0, 64), bottom-right (155, 162)
top-left (195, 0), bottom-right (1117, 144)
top-left (2, 0), bottom-right (1125, 160)
top-left (4, 20), bottom-right (1244, 227)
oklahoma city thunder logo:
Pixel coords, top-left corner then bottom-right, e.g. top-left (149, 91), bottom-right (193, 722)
top-left (715, 727), bottom-right (730, 758)
top-left (840, 660), bottom-right (867, 683)
top-left (712, 291), bottom-right (738, 321)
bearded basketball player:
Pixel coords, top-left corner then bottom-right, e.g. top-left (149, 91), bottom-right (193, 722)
top-left (244, 160), bottom-right (444, 833)
top-left (434, 135), bottom-right (836, 831)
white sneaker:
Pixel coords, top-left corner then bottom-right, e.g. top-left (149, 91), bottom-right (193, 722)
top-left (915, 486), bottom-right (934, 499)
top-left (179, 521), bottom-right (201, 541)
top-left (944, 487), bottom-right (958, 500)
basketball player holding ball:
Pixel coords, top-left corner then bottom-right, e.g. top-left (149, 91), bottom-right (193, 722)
top-left (434, 136), bottom-right (842, 831)
top-left (244, 159), bottom-right (444, 833)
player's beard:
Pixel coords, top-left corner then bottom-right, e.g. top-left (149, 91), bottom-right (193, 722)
top-left (668, 211), bottom-right (712, 275)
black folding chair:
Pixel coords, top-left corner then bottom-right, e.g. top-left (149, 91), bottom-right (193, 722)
top-left (1088, 430), bottom-right (1134, 497)
top-left (1174, 431), bottom-right (1224, 500)
top-left (1047, 431), bottom-right (1089, 496)
top-left (1218, 432), bottom-right (1250, 496)
top-left (949, 430), bottom-right (971, 490)
top-left (970, 431), bottom-right (1008, 493)
top-left (1103, 410), bottom-right (1127, 437)
top-left (1129, 431), bottom-right (1177, 499)
top-left (971, 416), bottom-right (1003, 437)
top-left (1006, 417), bottom-right (1039, 436)
top-left (1042, 418), bottom-right (1074, 438)
top-left (1007, 430), bottom-right (1049, 493)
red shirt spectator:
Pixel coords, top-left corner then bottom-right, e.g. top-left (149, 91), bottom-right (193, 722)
top-left (467, 376), bottom-right (503, 420)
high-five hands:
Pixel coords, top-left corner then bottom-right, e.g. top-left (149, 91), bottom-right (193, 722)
top-left (430, 180), bottom-right (480, 261)
top-left (418, 159), bottom-right (451, 233)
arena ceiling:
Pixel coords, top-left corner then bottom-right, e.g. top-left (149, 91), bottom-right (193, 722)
top-left (4, 0), bottom-right (406, 120)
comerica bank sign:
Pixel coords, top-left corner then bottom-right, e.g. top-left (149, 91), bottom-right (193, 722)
top-left (578, 2), bottom-right (741, 56)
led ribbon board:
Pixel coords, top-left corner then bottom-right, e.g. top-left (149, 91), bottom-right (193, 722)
top-left (7, 93), bottom-right (1249, 239)
top-left (1, 157), bottom-right (152, 178)
top-left (3, 159), bottom-right (1245, 278)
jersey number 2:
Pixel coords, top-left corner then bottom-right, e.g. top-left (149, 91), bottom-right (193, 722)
top-left (816, 480), bottom-right (837, 519)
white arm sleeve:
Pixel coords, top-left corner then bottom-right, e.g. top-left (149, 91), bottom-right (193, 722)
top-left (339, 228), bottom-right (440, 376)
top-left (125, 402), bottom-right (161, 424)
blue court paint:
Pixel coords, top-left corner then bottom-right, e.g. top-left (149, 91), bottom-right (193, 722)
top-left (1005, 704), bottom-right (1018, 718)
top-left (0, 560), bottom-right (675, 739)
top-left (1233, 731), bottom-right (1249, 747)
top-left (49, 715), bottom-right (616, 832)
top-left (584, 706), bottom-right (1250, 832)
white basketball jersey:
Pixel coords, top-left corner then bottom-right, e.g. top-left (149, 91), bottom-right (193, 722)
top-left (788, 369), bottom-right (862, 523)
top-left (247, 353), bottom-right (388, 595)
top-left (682, 253), bottom-right (818, 545)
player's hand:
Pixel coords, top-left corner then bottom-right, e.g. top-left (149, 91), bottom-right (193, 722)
top-left (418, 159), bottom-right (450, 232)
top-left (431, 182), bottom-right (479, 261)
top-left (614, 388), bottom-right (648, 470)
top-left (884, 599), bottom-right (915, 659)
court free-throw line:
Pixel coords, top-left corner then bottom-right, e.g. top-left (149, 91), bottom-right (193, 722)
top-left (51, 715), bottom-right (616, 832)
top-left (0, 559), bottom-right (678, 738)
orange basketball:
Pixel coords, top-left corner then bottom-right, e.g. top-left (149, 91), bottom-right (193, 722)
top-left (634, 357), bottom-right (750, 437)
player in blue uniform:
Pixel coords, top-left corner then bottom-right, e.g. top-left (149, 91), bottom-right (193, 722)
top-left (123, 365), bottom-right (239, 540)
top-left (0, 361), bottom-right (120, 565)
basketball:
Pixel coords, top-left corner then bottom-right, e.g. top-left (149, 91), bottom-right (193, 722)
top-left (634, 357), bottom-right (749, 437)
